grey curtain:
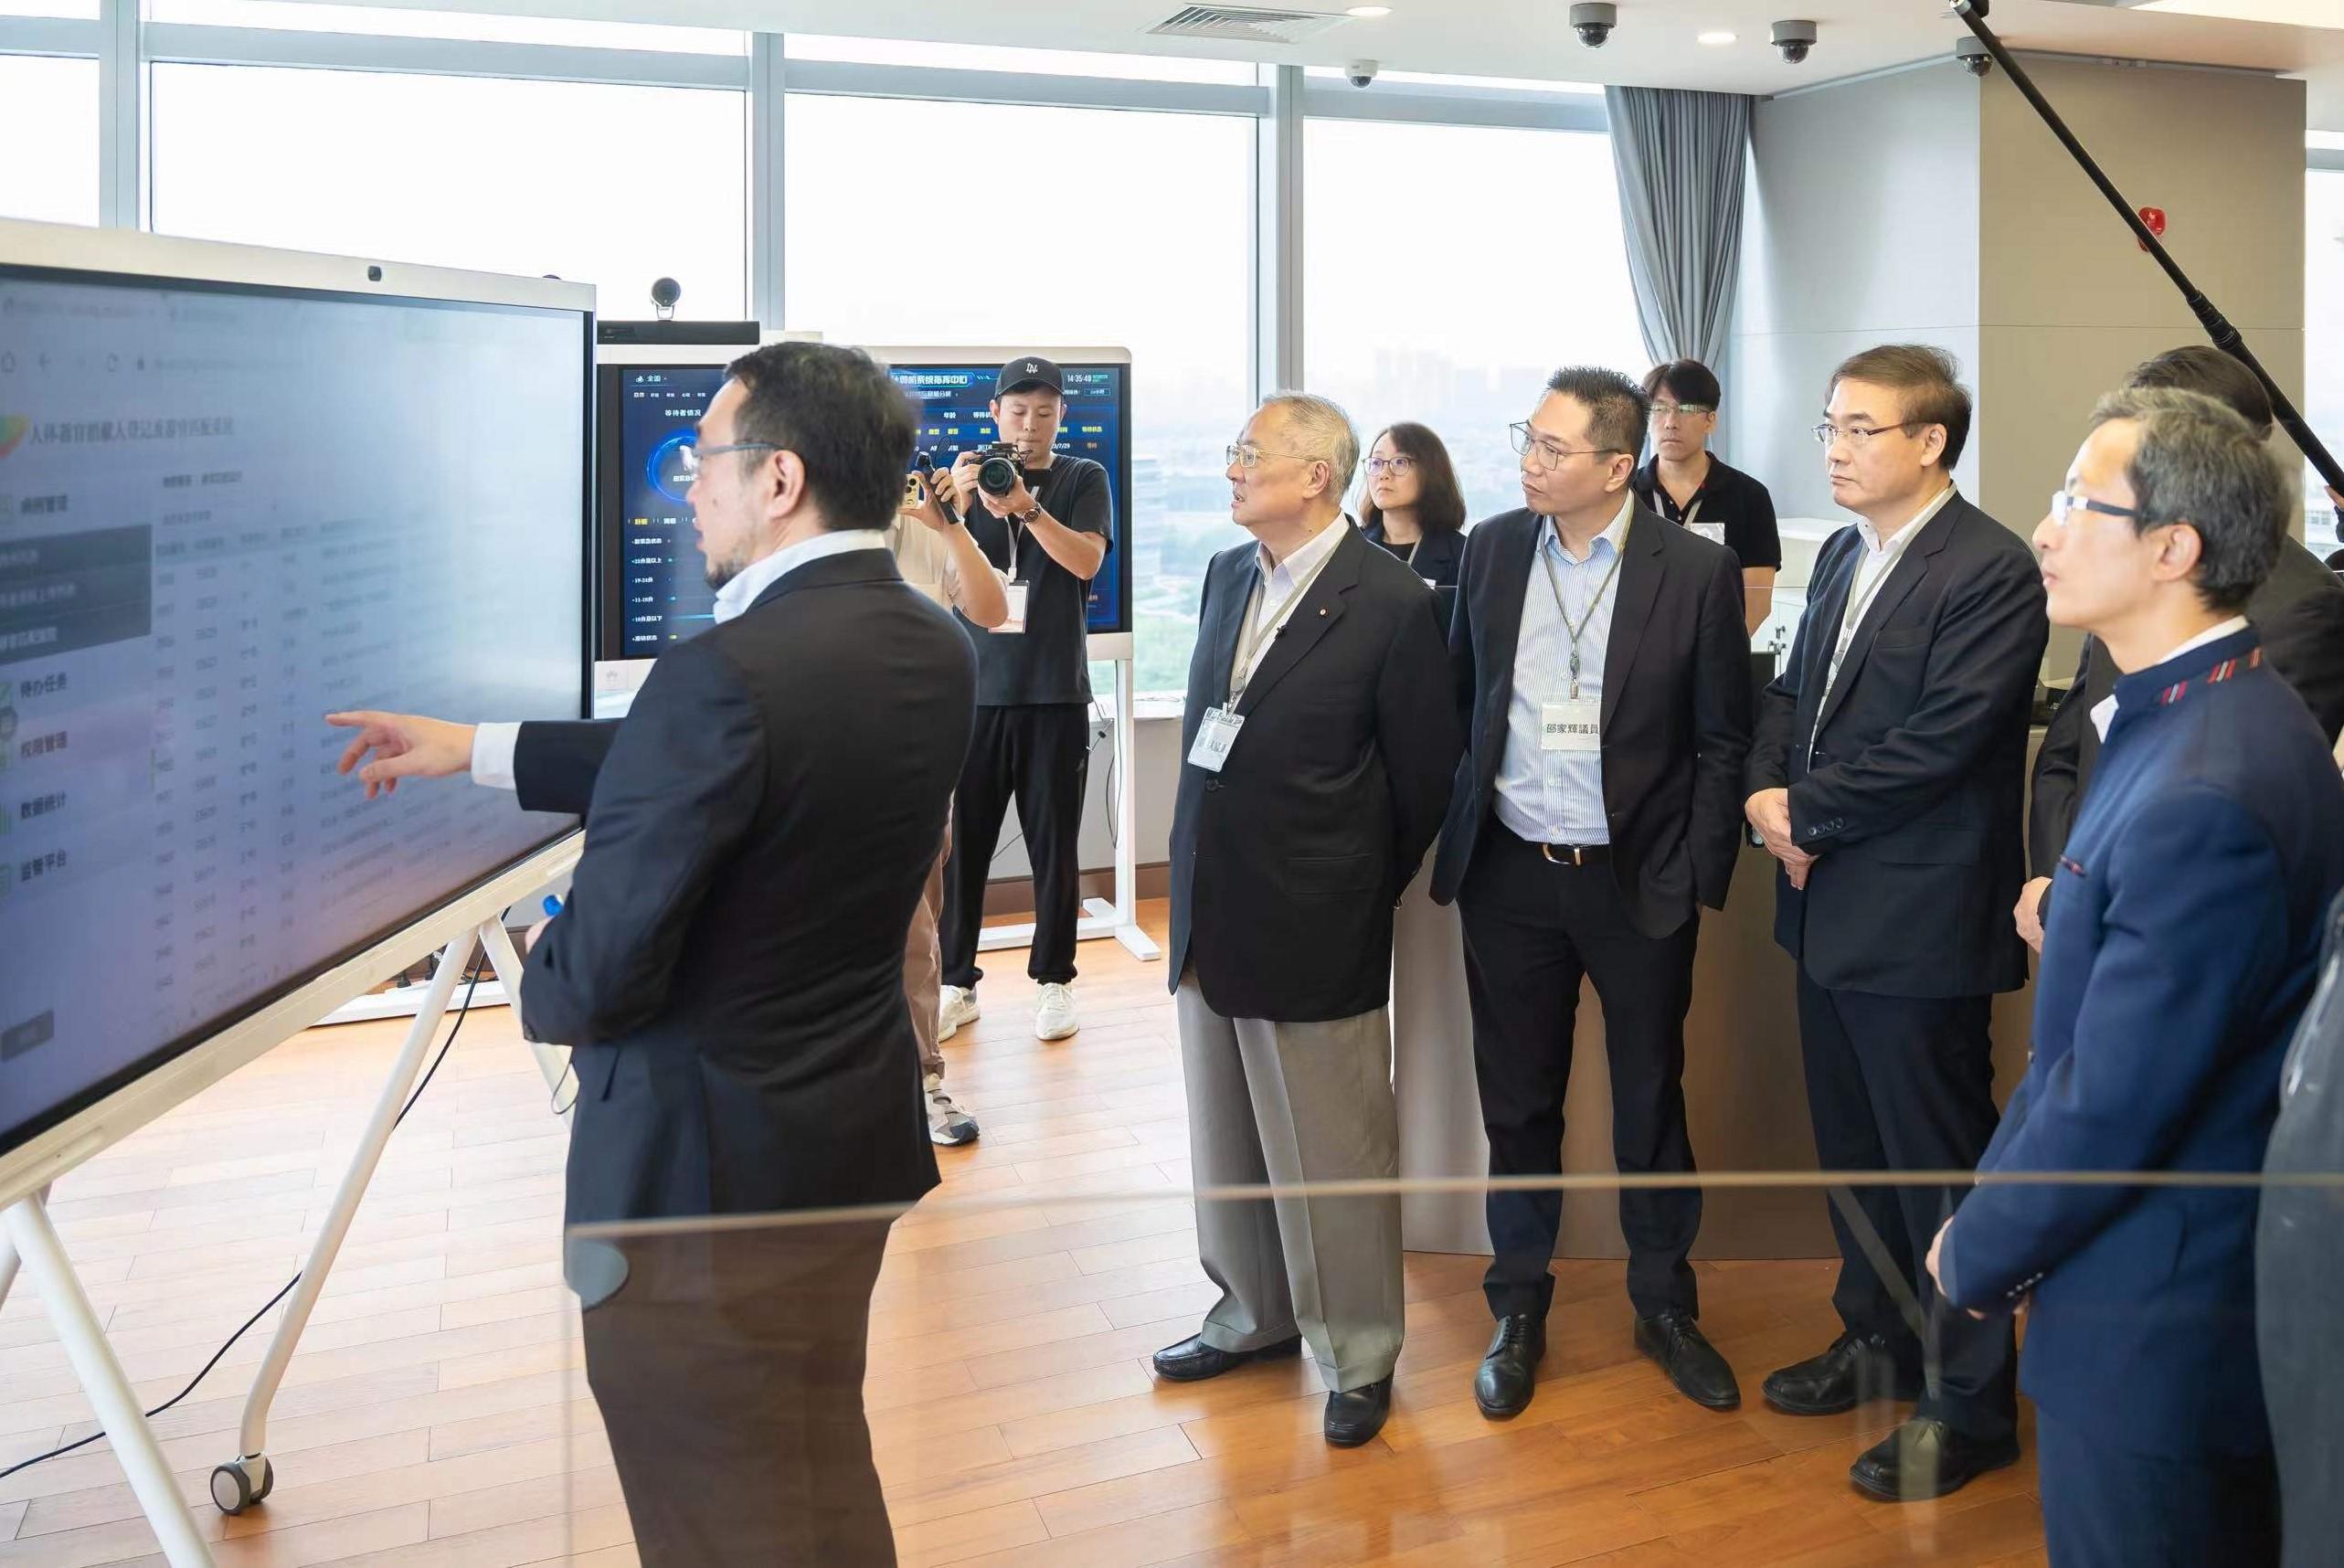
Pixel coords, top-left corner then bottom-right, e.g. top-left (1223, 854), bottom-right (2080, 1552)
top-left (1603, 86), bottom-right (1753, 369)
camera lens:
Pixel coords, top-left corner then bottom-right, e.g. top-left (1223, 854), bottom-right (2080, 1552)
top-left (977, 453), bottom-right (1020, 497)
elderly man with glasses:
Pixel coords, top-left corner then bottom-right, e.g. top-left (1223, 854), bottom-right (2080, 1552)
top-left (1745, 344), bottom-right (2046, 1504)
top-left (1152, 392), bottom-right (1460, 1448)
top-left (1431, 366), bottom-right (1754, 1421)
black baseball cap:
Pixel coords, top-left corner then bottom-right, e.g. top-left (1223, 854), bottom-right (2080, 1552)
top-left (994, 355), bottom-right (1065, 398)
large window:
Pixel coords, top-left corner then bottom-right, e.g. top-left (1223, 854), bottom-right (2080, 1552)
top-left (147, 0), bottom-right (745, 53)
top-left (0, 54), bottom-right (99, 226)
top-left (785, 93), bottom-right (1254, 695)
top-left (1303, 118), bottom-right (1646, 526)
top-left (2307, 167), bottom-right (2344, 550)
top-left (150, 67), bottom-right (748, 318)
top-left (786, 35), bottom-right (1253, 85)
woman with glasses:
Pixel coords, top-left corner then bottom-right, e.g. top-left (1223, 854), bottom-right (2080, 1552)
top-left (1628, 360), bottom-right (1782, 635)
top-left (1359, 423), bottom-right (1469, 618)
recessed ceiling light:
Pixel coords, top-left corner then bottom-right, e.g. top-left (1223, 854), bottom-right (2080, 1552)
top-left (1347, 5), bottom-right (1393, 16)
top-left (1698, 30), bottom-right (1736, 45)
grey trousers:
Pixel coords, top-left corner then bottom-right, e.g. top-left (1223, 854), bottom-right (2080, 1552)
top-left (907, 816), bottom-right (950, 1081)
top-left (1174, 971), bottom-right (1405, 1393)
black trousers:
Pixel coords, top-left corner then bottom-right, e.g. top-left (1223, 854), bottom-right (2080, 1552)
top-left (1795, 969), bottom-right (2017, 1441)
top-left (580, 1220), bottom-right (896, 1567)
top-left (940, 703), bottom-right (1088, 989)
top-left (1459, 829), bottom-right (1702, 1321)
top-left (2037, 1409), bottom-right (2279, 1568)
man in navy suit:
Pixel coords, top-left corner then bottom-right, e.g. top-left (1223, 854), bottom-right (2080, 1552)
top-left (1932, 387), bottom-right (2344, 1566)
top-left (1745, 345), bottom-right (2045, 1501)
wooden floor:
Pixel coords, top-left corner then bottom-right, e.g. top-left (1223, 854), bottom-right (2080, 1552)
top-left (0, 901), bottom-right (2048, 1566)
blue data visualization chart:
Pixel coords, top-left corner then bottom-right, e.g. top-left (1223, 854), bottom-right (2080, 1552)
top-left (598, 364), bottom-right (729, 661)
top-left (595, 355), bottom-right (1133, 662)
top-left (889, 361), bottom-right (1131, 639)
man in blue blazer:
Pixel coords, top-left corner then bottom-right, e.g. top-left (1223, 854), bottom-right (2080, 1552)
top-left (1932, 387), bottom-right (2344, 1566)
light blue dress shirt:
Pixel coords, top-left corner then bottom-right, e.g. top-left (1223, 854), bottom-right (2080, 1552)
top-left (1491, 496), bottom-right (1632, 846)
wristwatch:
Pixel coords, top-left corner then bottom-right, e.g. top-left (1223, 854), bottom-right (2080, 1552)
top-left (1013, 503), bottom-right (1044, 525)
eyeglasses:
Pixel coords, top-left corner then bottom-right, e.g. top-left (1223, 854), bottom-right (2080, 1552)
top-left (2047, 490), bottom-right (2148, 529)
top-left (1364, 455), bottom-right (1416, 477)
top-left (1226, 443), bottom-right (1318, 470)
top-left (1509, 421), bottom-right (1620, 472)
top-left (677, 440), bottom-right (780, 481)
top-left (1650, 402), bottom-right (1714, 422)
top-left (1811, 420), bottom-right (1923, 448)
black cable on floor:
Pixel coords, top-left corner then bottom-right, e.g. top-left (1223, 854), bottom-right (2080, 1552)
top-left (0, 954), bottom-right (489, 1482)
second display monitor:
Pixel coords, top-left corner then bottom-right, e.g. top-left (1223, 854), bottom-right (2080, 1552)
top-left (598, 349), bottom-right (1133, 663)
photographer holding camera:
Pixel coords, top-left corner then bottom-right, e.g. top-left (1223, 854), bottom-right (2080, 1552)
top-left (932, 356), bottom-right (1113, 1045)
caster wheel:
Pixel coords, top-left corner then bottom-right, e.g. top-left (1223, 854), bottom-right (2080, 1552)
top-left (209, 1456), bottom-right (271, 1515)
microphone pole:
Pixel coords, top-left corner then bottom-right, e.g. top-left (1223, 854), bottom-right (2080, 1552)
top-left (1948, 0), bottom-right (2344, 497)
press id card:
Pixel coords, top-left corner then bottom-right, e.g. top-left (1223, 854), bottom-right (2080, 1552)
top-left (992, 577), bottom-right (1027, 635)
top-left (1189, 706), bottom-right (1246, 772)
top-left (1541, 699), bottom-right (1601, 752)
top-left (1691, 522), bottom-right (1727, 547)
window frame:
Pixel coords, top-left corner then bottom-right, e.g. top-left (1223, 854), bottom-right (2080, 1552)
top-left (0, 9), bottom-right (1630, 697)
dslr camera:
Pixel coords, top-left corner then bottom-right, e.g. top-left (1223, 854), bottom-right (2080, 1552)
top-left (970, 441), bottom-right (1024, 498)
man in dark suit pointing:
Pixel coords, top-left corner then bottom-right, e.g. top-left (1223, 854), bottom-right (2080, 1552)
top-left (1434, 366), bottom-right (1752, 1419)
top-left (1745, 344), bottom-right (2045, 1502)
top-left (328, 342), bottom-right (972, 1565)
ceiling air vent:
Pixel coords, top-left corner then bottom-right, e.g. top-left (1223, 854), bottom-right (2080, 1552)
top-left (1149, 5), bottom-right (1349, 46)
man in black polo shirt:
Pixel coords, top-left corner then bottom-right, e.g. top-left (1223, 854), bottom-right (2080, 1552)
top-left (1629, 359), bottom-right (1784, 636)
top-left (935, 356), bottom-right (1113, 1045)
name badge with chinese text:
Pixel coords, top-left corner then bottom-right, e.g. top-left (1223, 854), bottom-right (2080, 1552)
top-left (1541, 700), bottom-right (1601, 753)
top-left (1188, 706), bottom-right (1246, 772)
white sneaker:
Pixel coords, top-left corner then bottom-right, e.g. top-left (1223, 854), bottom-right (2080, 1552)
top-left (1034, 983), bottom-right (1078, 1042)
top-left (926, 1075), bottom-right (979, 1146)
top-left (939, 984), bottom-right (979, 1042)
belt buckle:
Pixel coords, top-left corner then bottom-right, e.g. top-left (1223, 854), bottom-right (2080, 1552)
top-left (1540, 842), bottom-right (1583, 867)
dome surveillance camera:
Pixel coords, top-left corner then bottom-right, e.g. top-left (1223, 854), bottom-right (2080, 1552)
top-left (1956, 37), bottom-right (1992, 78)
top-left (1772, 20), bottom-right (1817, 65)
top-left (1346, 58), bottom-right (1378, 88)
top-left (1569, 3), bottom-right (1616, 48)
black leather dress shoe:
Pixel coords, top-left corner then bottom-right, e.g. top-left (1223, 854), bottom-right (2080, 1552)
top-left (1151, 1333), bottom-right (1302, 1383)
top-left (1324, 1376), bottom-right (1393, 1446)
top-left (1473, 1314), bottom-right (1546, 1419)
top-left (1849, 1417), bottom-right (2020, 1502)
top-left (1761, 1330), bottom-right (1920, 1415)
top-left (1634, 1310), bottom-right (1741, 1411)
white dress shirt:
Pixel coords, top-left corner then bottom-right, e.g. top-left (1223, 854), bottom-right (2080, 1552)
top-left (1492, 493), bottom-right (1635, 846)
top-left (472, 529), bottom-right (890, 789)
top-left (1231, 513), bottom-right (1352, 700)
top-left (1807, 485), bottom-right (1957, 759)
top-left (2088, 615), bottom-right (2252, 742)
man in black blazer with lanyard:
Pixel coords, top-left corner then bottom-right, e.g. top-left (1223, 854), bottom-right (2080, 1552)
top-left (1745, 344), bottom-right (2046, 1503)
top-left (1152, 392), bottom-right (1459, 1448)
top-left (2020, 345), bottom-right (2344, 952)
top-left (1434, 367), bottom-right (1752, 1419)
top-left (327, 343), bottom-right (973, 1565)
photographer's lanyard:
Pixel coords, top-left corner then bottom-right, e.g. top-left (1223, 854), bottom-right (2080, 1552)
top-left (1541, 539), bottom-right (1624, 703)
top-left (1231, 542), bottom-right (1341, 704)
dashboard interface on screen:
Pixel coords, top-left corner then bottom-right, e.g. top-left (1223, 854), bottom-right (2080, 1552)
top-left (599, 357), bottom-right (1132, 661)
top-left (0, 265), bottom-right (588, 1155)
